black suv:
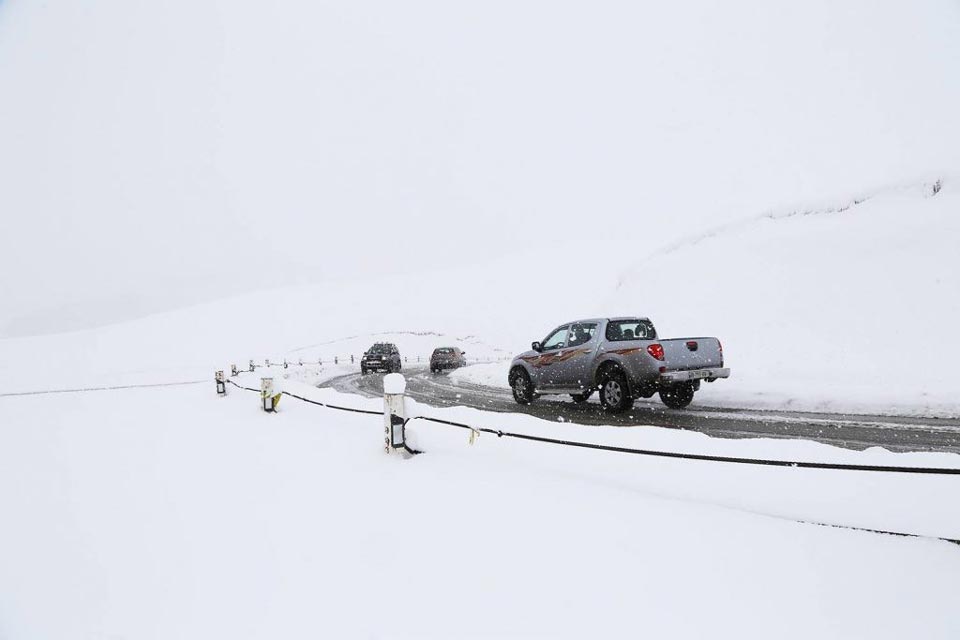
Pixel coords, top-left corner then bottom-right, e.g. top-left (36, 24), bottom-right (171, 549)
top-left (360, 343), bottom-right (402, 374)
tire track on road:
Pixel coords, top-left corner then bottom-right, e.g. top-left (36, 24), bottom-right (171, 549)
top-left (321, 366), bottom-right (960, 454)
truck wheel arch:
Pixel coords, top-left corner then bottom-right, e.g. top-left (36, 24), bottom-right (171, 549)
top-left (595, 360), bottom-right (628, 392)
top-left (509, 364), bottom-right (532, 383)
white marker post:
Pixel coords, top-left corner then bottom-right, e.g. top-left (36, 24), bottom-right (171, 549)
top-left (261, 377), bottom-right (278, 412)
top-left (383, 373), bottom-right (411, 456)
top-left (265, 358), bottom-right (271, 368)
top-left (231, 364), bottom-right (238, 377)
top-left (215, 370), bottom-right (226, 396)
top-left (249, 359), bottom-right (255, 372)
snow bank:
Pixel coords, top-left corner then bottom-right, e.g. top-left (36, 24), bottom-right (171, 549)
top-left (448, 361), bottom-right (511, 389)
top-left (1, 381), bottom-right (959, 639)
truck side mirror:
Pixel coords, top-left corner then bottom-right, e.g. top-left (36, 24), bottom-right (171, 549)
top-left (532, 341), bottom-right (543, 353)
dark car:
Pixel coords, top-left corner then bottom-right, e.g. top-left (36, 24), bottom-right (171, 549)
top-left (361, 343), bottom-right (402, 374)
top-left (430, 347), bottom-right (467, 373)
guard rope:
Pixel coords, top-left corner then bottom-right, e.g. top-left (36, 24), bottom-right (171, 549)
top-left (225, 377), bottom-right (381, 415)
top-left (402, 416), bottom-right (960, 476)
top-left (0, 380), bottom-right (206, 398)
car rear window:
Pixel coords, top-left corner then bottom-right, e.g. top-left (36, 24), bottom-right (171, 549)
top-left (433, 348), bottom-right (454, 355)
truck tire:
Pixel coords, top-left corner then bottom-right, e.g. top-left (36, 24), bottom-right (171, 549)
top-left (599, 369), bottom-right (634, 413)
top-left (571, 391), bottom-right (593, 404)
top-left (659, 382), bottom-right (695, 409)
top-left (509, 368), bottom-right (535, 405)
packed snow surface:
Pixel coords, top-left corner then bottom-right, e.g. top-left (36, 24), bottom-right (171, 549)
top-left (1, 374), bottom-right (959, 639)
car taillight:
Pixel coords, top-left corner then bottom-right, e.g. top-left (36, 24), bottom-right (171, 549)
top-left (647, 344), bottom-right (665, 361)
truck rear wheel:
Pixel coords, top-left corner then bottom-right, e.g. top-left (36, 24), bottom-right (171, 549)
top-left (599, 369), bottom-right (634, 413)
top-left (659, 382), bottom-right (695, 409)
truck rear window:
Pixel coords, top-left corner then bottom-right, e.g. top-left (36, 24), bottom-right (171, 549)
top-left (606, 319), bottom-right (656, 341)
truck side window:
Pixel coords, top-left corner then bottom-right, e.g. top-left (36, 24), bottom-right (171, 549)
top-left (567, 322), bottom-right (598, 347)
top-left (541, 326), bottom-right (569, 351)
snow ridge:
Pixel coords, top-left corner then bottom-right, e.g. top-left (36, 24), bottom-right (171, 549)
top-left (617, 177), bottom-right (947, 290)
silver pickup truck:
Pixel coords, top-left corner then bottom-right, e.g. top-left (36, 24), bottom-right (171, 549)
top-left (508, 317), bottom-right (730, 412)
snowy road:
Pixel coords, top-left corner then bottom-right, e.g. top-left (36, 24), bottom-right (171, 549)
top-left (321, 366), bottom-right (960, 454)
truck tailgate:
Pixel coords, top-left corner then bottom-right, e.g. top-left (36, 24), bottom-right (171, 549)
top-left (660, 337), bottom-right (723, 370)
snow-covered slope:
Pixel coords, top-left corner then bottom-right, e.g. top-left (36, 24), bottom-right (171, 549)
top-left (608, 179), bottom-right (960, 415)
top-left (2, 0), bottom-right (960, 331)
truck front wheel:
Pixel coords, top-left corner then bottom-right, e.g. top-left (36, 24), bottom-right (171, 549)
top-left (509, 368), bottom-right (535, 405)
top-left (659, 382), bottom-right (695, 409)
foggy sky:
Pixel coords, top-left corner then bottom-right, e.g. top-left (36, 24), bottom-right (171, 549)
top-left (1, 0), bottom-right (959, 336)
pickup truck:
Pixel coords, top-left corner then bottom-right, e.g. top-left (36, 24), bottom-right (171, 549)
top-left (508, 317), bottom-right (730, 412)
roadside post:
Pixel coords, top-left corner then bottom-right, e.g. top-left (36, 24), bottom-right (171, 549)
top-left (266, 358), bottom-right (271, 368)
top-left (351, 355), bottom-right (355, 364)
top-left (283, 359), bottom-right (288, 369)
top-left (261, 377), bottom-right (279, 412)
top-left (230, 364), bottom-right (238, 377)
top-left (249, 359), bottom-right (255, 372)
top-left (383, 373), bottom-right (411, 456)
top-left (215, 370), bottom-right (226, 396)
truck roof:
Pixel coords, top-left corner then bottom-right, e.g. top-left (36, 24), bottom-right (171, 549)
top-left (558, 317), bottom-right (651, 324)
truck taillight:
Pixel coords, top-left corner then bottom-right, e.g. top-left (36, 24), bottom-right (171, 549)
top-left (647, 344), bottom-right (665, 361)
